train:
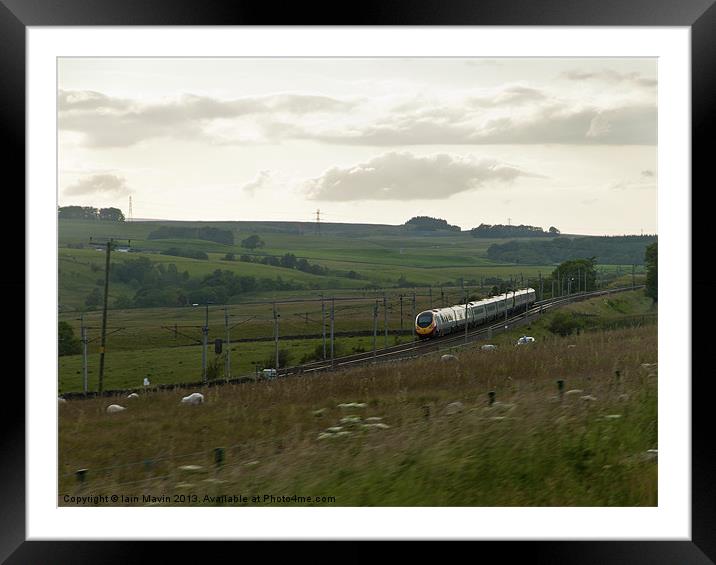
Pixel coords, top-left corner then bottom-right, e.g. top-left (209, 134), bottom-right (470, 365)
top-left (414, 288), bottom-right (537, 339)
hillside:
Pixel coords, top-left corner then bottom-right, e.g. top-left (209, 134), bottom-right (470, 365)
top-left (58, 219), bottom-right (648, 312)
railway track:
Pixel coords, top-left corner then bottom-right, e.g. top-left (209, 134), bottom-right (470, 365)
top-left (283, 285), bottom-right (644, 376)
top-left (61, 285), bottom-right (644, 400)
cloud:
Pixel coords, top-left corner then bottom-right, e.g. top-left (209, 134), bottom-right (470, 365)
top-left (58, 81), bottom-right (656, 148)
top-left (469, 85), bottom-right (547, 107)
top-left (240, 170), bottom-right (272, 196)
top-left (64, 174), bottom-right (132, 197)
top-left (299, 103), bottom-right (656, 146)
top-left (562, 69), bottom-right (657, 88)
top-left (58, 90), bottom-right (356, 148)
top-left (303, 152), bottom-right (540, 201)
top-left (607, 177), bottom-right (656, 191)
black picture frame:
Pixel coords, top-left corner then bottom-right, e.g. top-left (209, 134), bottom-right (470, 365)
top-left (4, 1), bottom-right (710, 562)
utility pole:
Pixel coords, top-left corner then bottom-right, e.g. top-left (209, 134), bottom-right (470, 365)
top-left (464, 290), bottom-right (469, 344)
top-left (96, 240), bottom-right (112, 393)
top-left (224, 307), bottom-right (231, 381)
top-left (202, 303), bottom-right (209, 382)
top-left (372, 302), bottom-right (378, 359)
top-left (80, 314), bottom-right (88, 394)
top-left (94, 238), bottom-right (118, 394)
top-left (273, 303), bottom-right (280, 371)
top-left (539, 272), bottom-right (543, 301)
top-left (383, 292), bottom-right (388, 348)
top-left (411, 292), bottom-right (416, 341)
top-left (321, 295), bottom-right (326, 360)
top-left (551, 279), bottom-right (555, 299)
top-left (399, 294), bottom-right (404, 331)
top-left (330, 297), bottom-right (335, 366)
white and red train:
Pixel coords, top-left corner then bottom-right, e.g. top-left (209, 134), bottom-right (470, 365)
top-left (414, 288), bottom-right (537, 339)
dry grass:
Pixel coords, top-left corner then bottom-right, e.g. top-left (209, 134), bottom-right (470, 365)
top-left (59, 324), bottom-right (657, 506)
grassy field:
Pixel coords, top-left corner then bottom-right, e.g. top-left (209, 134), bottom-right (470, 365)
top-left (58, 218), bottom-right (644, 311)
top-left (58, 289), bottom-right (654, 393)
top-left (58, 322), bottom-right (657, 506)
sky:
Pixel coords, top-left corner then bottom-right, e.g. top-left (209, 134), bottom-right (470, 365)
top-left (58, 57), bottom-right (657, 235)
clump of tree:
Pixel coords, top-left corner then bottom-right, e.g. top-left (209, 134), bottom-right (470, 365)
top-left (546, 258), bottom-right (597, 297)
top-left (404, 216), bottom-right (461, 232)
top-left (58, 321), bottom-right (82, 356)
top-left (240, 253), bottom-right (329, 276)
top-left (110, 260), bottom-right (307, 309)
top-left (160, 247), bottom-right (209, 260)
top-left (644, 242), bottom-right (657, 303)
top-left (241, 234), bottom-right (265, 250)
top-left (147, 226), bottom-right (234, 245)
top-left (471, 223), bottom-right (553, 238)
top-left (486, 235), bottom-right (657, 265)
top-left (58, 206), bottom-right (125, 221)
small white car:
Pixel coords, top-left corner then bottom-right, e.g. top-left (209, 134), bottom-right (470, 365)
top-left (516, 335), bottom-right (535, 345)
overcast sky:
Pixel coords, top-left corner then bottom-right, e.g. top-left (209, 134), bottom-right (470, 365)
top-left (58, 57), bottom-right (657, 235)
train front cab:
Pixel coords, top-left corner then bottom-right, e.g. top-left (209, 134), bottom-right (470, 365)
top-left (415, 310), bottom-right (437, 339)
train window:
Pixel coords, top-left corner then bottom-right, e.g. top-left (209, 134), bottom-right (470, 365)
top-left (416, 312), bottom-right (433, 328)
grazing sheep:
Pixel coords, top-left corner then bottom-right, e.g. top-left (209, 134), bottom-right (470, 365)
top-left (481, 344), bottom-right (497, 351)
top-left (127, 393), bottom-right (139, 399)
top-left (180, 392), bottom-right (204, 405)
top-left (441, 354), bottom-right (458, 362)
top-left (361, 423), bottom-right (390, 430)
top-left (446, 401), bottom-right (464, 414)
top-left (106, 404), bottom-right (126, 414)
top-left (337, 402), bottom-right (367, 409)
top-left (340, 416), bottom-right (362, 425)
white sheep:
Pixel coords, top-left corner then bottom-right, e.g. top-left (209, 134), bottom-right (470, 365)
top-left (106, 404), bottom-right (126, 414)
top-left (446, 401), bottom-right (464, 414)
top-left (180, 392), bottom-right (204, 405)
top-left (127, 393), bottom-right (139, 399)
top-left (481, 344), bottom-right (497, 351)
top-left (441, 354), bottom-right (458, 362)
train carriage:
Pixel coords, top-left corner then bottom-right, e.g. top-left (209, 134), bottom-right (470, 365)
top-left (415, 288), bottom-right (536, 339)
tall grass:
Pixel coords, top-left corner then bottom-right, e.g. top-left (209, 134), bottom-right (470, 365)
top-left (59, 324), bottom-right (657, 506)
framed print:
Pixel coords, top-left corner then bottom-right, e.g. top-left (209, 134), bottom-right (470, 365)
top-left (5, 0), bottom-right (712, 562)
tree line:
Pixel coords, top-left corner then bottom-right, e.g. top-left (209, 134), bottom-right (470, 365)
top-left (58, 206), bottom-right (125, 221)
top-left (147, 226), bottom-right (234, 245)
top-left (471, 223), bottom-right (559, 238)
top-left (89, 257), bottom-right (312, 309)
top-left (403, 216), bottom-right (461, 232)
top-left (486, 235), bottom-right (657, 265)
